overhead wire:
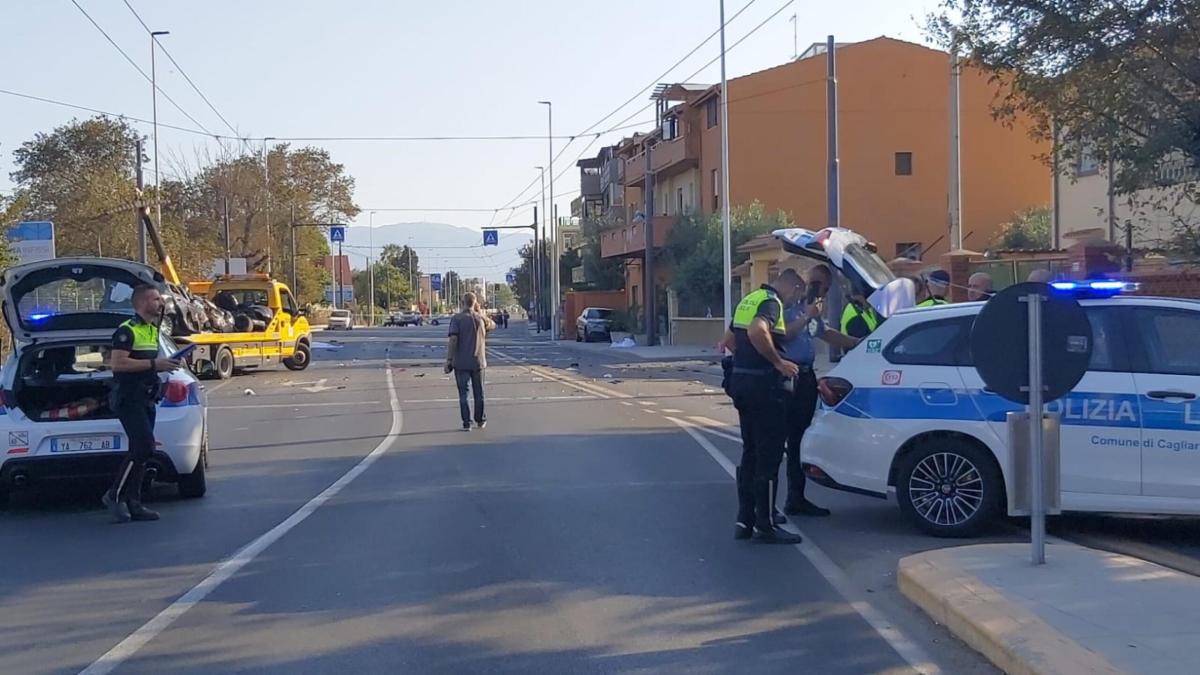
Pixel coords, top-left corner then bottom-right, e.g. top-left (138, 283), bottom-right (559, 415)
top-left (68, 0), bottom-right (216, 137)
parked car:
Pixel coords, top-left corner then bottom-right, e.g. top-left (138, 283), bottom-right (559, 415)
top-left (576, 307), bottom-right (614, 343)
top-left (0, 257), bottom-right (208, 505)
top-left (327, 309), bottom-right (353, 330)
top-left (801, 285), bottom-right (1200, 538)
top-left (429, 314), bottom-right (453, 327)
top-left (385, 311), bottom-right (423, 327)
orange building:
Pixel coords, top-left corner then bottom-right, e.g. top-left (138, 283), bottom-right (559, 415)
top-left (584, 37), bottom-right (1049, 310)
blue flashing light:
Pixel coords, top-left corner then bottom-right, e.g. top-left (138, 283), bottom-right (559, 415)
top-left (1048, 279), bottom-right (1135, 298)
top-left (28, 313), bottom-right (52, 322)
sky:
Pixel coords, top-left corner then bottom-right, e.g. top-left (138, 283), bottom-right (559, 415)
top-left (1, 0), bottom-right (938, 274)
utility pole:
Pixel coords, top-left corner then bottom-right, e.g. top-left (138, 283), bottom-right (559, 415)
top-left (539, 100), bottom-right (557, 339)
top-left (263, 137), bottom-right (276, 275)
top-left (789, 13), bottom-right (797, 60)
top-left (290, 205), bottom-right (297, 291)
top-left (825, 34), bottom-right (840, 229)
top-left (368, 211), bottom-right (376, 326)
top-left (337, 241), bottom-right (344, 309)
top-left (720, 0), bottom-right (734, 330)
top-left (948, 45), bottom-right (963, 251)
top-left (645, 143), bottom-right (657, 346)
top-left (222, 197), bottom-right (232, 276)
top-left (135, 138), bottom-right (146, 263)
top-left (532, 205), bottom-right (541, 332)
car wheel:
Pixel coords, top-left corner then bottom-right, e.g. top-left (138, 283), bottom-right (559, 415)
top-left (284, 342), bottom-right (311, 371)
top-left (896, 437), bottom-right (1003, 538)
top-left (431, 319), bottom-right (439, 326)
top-left (178, 435), bottom-right (207, 499)
top-left (576, 329), bottom-right (583, 342)
top-left (214, 347), bottom-right (235, 380)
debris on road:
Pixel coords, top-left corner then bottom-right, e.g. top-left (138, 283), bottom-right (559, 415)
top-left (243, 388), bottom-right (256, 396)
top-left (415, 373), bottom-right (426, 378)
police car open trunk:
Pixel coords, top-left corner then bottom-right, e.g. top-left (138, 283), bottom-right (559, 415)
top-left (773, 227), bottom-right (916, 318)
top-left (0, 258), bottom-right (165, 422)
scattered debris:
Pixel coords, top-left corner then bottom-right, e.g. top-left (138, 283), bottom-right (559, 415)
top-left (414, 373), bottom-right (426, 378)
top-left (603, 374), bottom-right (613, 379)
top-left (336, 385), bottom-right (347, 390)
top-left (703, 388), bottom-right (717, 394)
top-left (568, 362), bottom-right (580, 368)
top-left (243, 388), bottom-right (256, 396)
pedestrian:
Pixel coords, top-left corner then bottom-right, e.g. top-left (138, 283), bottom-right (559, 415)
top-left (916, 269), bottom-right (951, 307)
top-left (967, 272), bottom-right (994, 301)
top-left (719, 275), bottom-right (805, 544)
top-left (102, 284), bottom-right (181, 523)
top-left (445, 292), bottom-right (496, 431)
top-left (502, 310), bottom-right (510, 329)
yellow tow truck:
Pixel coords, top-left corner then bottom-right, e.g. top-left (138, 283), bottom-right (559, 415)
top-left (136, 202), bottom-right (313, 380)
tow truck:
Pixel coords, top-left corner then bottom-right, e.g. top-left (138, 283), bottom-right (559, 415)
top-left (136, 202), bottom-right (313, 379)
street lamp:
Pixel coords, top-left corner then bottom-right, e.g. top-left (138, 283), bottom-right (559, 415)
top-left (150, 30), bottom-right (169, 231)
top-left (368, 211), bottom-right (376, 326)
top-left (263, 137), bottom-right (276, 275)
top-left (534, 165), bottom-right (545, 332)
top-left (538, 100), bottom-right (558, 339)
top-left (719, 0), bottom-right (734, 331)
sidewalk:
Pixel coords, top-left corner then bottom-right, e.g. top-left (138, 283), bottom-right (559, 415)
top-left (900, 542), bottom-right (1200, 675)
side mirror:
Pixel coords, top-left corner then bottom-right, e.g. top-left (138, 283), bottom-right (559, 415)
top-left (296, 308), bottom-right (308, 317)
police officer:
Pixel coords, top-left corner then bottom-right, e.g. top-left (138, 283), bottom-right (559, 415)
top-left (721, 276), bottom-right (804, 544)
top-left (102, 284), bottom-right (181, 523)
top-left (916, 269), bottom-right (951, 307)
top-left (839, 288), bottom-right (880, 339)
top-left (778, 269), bottom-right (830, 518)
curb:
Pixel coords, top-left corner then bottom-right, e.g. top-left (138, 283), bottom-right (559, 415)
top-left (898, 546), bottom-right (1124, 675)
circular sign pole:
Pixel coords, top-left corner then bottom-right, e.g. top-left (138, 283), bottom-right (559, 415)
top-left (1024, 290), bottom-right (1046, 565)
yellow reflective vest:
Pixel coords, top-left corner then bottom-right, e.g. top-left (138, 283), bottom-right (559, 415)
top-left (732, 288), bottom-right (786, 335)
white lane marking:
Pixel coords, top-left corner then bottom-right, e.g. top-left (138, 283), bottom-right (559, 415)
top-left (660, 408), bottom-right (684, 414)
top-left (620, 402), bottom-right (634, 407)
top-left (665, 416), bottom-right (941, 675)
top-left (209, 401), bottom-right (383, 410)
top-left (79, 365), bottom-right (405, 675)
top-left (638, 401), bottom-right (657, 407)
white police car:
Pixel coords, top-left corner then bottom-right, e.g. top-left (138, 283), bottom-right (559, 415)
top-left (799, 284), bottom-right (1200, 537)
top-left (0, 258), bottom-right (208, 505)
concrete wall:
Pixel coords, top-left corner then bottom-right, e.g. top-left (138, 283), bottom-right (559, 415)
top-left (670, 317), bottom-right (726, 346)
top-left (1058, 170), bottom-right (1196, 248)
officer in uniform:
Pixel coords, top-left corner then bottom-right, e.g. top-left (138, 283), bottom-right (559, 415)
top-left (721, 277), bottom-right (804, 544)
top-left (916, 269), bottom-right (951, 307)
top-left (102, 284), bottom-right (181, 523)
top-left (839, 289), bottom-right (880, 339)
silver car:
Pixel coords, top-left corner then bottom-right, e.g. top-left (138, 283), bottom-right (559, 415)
top-left (576, 307), bottom-right (614, 343)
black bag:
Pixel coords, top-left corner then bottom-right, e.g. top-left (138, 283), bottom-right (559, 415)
top-left (720, 355), bottom-right (734, 397)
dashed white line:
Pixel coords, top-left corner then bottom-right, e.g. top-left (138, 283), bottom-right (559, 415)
top-left (79, 365), bottom-right (405, 675)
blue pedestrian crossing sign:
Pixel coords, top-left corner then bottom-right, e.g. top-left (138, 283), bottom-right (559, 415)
top-left (329, 226), bottom-right (345, 243)
top-left (483, 229), bottom-right (499, 246)
top-left (505, 273), bottom-right (516, 285)
top-left (430, 273), bottom-right (442, 291)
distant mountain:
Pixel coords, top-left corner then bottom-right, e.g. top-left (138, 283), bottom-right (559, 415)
top-left (342, 221), bottom-right (529, 280)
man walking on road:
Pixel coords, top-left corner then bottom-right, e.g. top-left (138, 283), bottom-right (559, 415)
top-left (102, 284), bottom-right (181, 523)
top-left (446, 292), bottom-right (495, 431)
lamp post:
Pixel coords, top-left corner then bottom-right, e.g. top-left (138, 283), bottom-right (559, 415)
top-left (368, 211), bottom-right (377, 326)
top-left (538, 100), bottom-right (558, 339)
top-left (263, 137), bottom-right (276, 275)
top-left (150, 30), bottom-right (170, 233)
top-left (719, 1), bottom-right (733, 330)
top-left (534, 166), bottom-right (545, 332)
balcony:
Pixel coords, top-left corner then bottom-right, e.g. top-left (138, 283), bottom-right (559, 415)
top-left (622, 135), bottom-right (700, 186)
top-left (599, 215), bottom-right (674, 258)
top-left (581, 171), bottom-right (602, 198)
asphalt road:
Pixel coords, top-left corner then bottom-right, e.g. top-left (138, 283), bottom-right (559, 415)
top-left (0, 321), bottom-right (1038, 674)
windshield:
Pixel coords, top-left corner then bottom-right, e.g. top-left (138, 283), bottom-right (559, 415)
top-left (587, 309), bottom-right (613, 319)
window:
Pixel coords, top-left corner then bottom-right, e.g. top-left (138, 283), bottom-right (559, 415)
top-left (677, 187), bottom-right (684, 215)
top-left (1131, 308), bottom-right (1200, 375)
top-left (586, 308), bottom-right (613, 320)
top-left (896, 242), bottom-right (921, 261)
top-left (706, 97), bottom-right (719, 128)
top-left (895, 152), bottom-right (913, 176)
top-left (1083, 307), bottom-right (1129, 372)
top-left (281, 290), bottom-right (299, 316)
top-left (662, 116), bottom-right (679, 140)
top-left (885, 317), bottom-right (973, 366)
top-left (1077, 142), bottom-right (1100, 177)
top-left (712, 168), bottom-right (720, 210)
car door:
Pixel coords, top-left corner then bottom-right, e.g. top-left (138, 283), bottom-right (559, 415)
top-left (882, 315), bottom-right (977, 420)
top-left (959, 305), bottom-right (1142, 496)
top-left (1127, 304), bottom-right (1200, 499)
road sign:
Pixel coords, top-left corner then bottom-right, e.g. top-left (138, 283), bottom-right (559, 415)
top-left (329, 226), bottom-right (345, 243)
top-left (323, 284), bottom-right (354, 304)
top-left (483, 230), bottom-right (499, 246)
top-left (505, 272), bottom-right (516, 285)
top-left (430, 273), bottom-right (442, 291)
top-left (7, 221), bottom-right (55, 264)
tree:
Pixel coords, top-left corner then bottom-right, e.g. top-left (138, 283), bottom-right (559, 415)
top-left (991, 206), bottom-right (1052, 249)
top-left (931, 1), bottom-right (1200, 199)
top-left (491, 283), bottom-right (516, 309)
top-left (509, 239), bottom-right (550, 312)
top-left (352, 263), bottom-right (412, 311)
top-left (574, 218), bottom-right (624, 291)
top-left (380, 243), bottom-right (420, 287)
top-left (666, 201), bottom-right (793, 314)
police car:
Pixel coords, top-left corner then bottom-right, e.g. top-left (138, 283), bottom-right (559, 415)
top-left (799, 284), bottom-right (1200, 537)
top-left (0, 258), bottom-right (208, 505)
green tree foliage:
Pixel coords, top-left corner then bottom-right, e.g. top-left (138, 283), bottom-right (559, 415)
top-left (991, 206), bottom-right (1052, 249)
top-left (379, 243), bottom-right (420, 287)
top-left (665, 201), bottom-right (793, 313)
top-left (352, 263), bottom-right (413, 312)
top-left (931, 0), bottom-right (1200, 198)
top-left (5, 117), bottom-right (357, 303)
top-left (575, 218), bottom-right (624, 291)
top-left (509, 239), bottom-right (549, 312)
top-left (490, 282), bottom-right (515, 309)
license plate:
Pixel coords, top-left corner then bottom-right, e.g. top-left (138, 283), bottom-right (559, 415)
top-left (50, 435), bottom-right (122, 453)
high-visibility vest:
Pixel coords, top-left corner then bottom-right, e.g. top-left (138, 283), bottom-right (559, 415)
top-left (916, 297), bottom-right (948, 307)
top-left (731, 288), bottom-right (786, 335)
top-left (840, 301), bottom-right (879, 335)
top-left (117, 317), bottom-right (160, 359)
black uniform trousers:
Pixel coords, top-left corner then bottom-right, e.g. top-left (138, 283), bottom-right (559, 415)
top-left (730, 372), bottom-right (788, 529)
top-left (784, 368), bottom-right (819, 503)
top-left (111, 393), bottom-right (157, 499)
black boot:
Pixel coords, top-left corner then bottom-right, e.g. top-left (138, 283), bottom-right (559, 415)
top-left (753, 480), bottom-right (802, 545)
top-left (103, 459), bottom-right (133, 523)
top-left (734, 467), bottom-right (756, 540)
top-left (783, 482), bottom-right (831, 517)
top-left (125, 463), bottom-right (159, 522)
top-left (771, 478), bottom-right (787, 525)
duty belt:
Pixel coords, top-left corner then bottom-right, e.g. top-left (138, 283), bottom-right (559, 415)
top-left (731, 367), bottom-right (774, 376)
